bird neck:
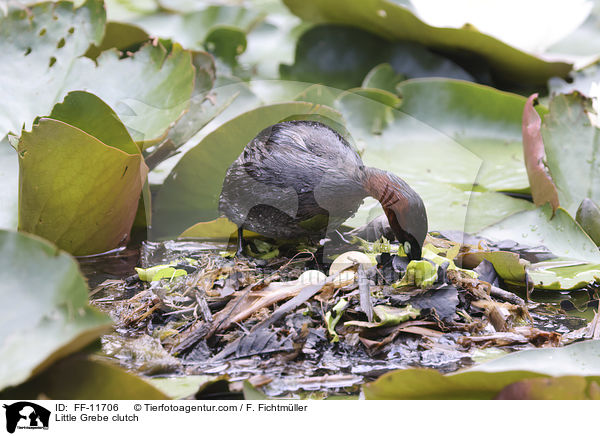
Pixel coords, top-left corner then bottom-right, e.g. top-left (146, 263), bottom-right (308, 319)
top-left (363, 167), bottom-right (415, 243)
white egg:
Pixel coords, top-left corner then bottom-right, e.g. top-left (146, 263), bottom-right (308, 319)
top-left (297, 269), bottom-right (327, 285)
top-left (329, 251), bottom-right (375, 276)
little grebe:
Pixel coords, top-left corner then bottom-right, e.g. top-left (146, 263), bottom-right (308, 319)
top-left (219, 121), bottom-right (428, 259)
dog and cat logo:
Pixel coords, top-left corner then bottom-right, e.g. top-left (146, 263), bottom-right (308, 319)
top-left (3, 402), bottom-right (50, 433)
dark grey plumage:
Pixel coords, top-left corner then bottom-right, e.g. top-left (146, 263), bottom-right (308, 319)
top-left (219, 120), bottom-right (428, 258)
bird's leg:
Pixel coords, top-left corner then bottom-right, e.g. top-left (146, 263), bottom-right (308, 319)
top-left (236, 226), bottom-right (245, 257)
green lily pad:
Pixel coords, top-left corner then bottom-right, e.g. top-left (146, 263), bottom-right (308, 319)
top-left (282, 0), bottom-right (572, 85)
top-left (0, 1), bottom-right (195, 146)
top-left (526, 261), bottom-right (600, 290)
top-left (280, 25), bottom-right (472, 90)
top-left (152, 102), bottom-right (342, 238)
top-left (540, 92), bottom-right (600, 217)
top-left (0, 0), bottom-right (105, 140)
top-left (18, 96), bottom-right (148, 255)
top-left (104, 0), bottom-right (158, 22)
top-left (49, 90), bottom-right (140, 155)
top-left (467, 339), bottom-right (600, 377)
top-left (162, 51), bottom-right (217, 150)
top-left (478, 205), bottom-right (600, 263)
top-left (362, 63), bottom-right (406, 95)
top-left (576, 198), bottom-right (600, 245)
top-left (132, 4), bottom-right (264, 52)
top-left (336, 79), bottom-right (535, 233)
top-left (0, 230), bottom-right (112, 391)
top-left (239, 7), bottom-right (307, 79)
top-left (0, 139), bottom-right (18, 229)
top-left (549, 61), bottom-right (600, 97)
top-left (1, 355), bottom-right (167, 400)
top-left (67, 42), bottom-right (194, 145)
top-left (463, 250), bottom-right (527, 283)
top-left (363, 368), bottom-right (547, 400)
top-left (495, 376), bottom-right (600, 400)
top-left (85, 21), bottom-right (149, 60)
top-left (204, 25), bottom-right (247, 67)
top-left (364, 366), bottom-right (600, 400)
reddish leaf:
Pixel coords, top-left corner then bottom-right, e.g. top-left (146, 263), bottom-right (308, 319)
top-left (495, 376), bottom-right (600, 400)
top-left (522, 93), bottom-right (560, 212)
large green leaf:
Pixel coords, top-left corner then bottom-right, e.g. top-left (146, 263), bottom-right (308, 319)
top-left (335, 79), bottom-right (534, 233)
top-left (479, 205), bottom-right (600, 263)
top-left (49, 90), bottom-right (140, 155)
top-left (132, 4), bottom-right (264, 52)
top-left (0, 230), bottom-right (112, 391)
top-left (0, 139), bottom-right (18, 229)
top-left (540, 93), bottom-right (600, 216)
top-left (0, 0), bottom-right (195, 145)
top-left (467, 340), bottom-right (600, 377)
top-left (0, 0), bottom-right (105, 140)
top-left (18, 93), bottom-right (148, 255)
top-left (527, 260), bottom-right (600, 290)
top-left (85, 21), bottom-right (149, 59)
top-left (280, 25), bottom-right (473, 90)
top-left (495, 376), bottom-right (600, 400)
top-left (282, 0), bottom-right (572, 85)
top-left (363, 368), bottom-right (548, 400)
top-left (1, 355), bottom-right (167, 400)
top-left (365, 340), bottom-right (600, 399)
top-left (152, 102), bottom-right (342, 238)
top-left (67, 42), bottom-right (194, 144)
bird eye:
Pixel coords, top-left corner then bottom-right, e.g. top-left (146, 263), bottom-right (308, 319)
top-left (403, 241), bottom-right (411, 257)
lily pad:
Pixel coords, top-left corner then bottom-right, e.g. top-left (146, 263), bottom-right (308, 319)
top-left (0, 0), bottom-right (195, 145)
top-left (152, 102), bottom-right (342, 238)
top-left (495, 376), bottom-right (600, 400)
top-left (18, 93), bottom-right (148, 255)
top-left (0, 230), bottom-right (112, 391)
top-left (49, 90), bottom-right (140, 155)
top-left (280, 25), bottom-right (473, 90)
top-left (526, 261), bottom-right (600, 290)
top-left (66, 41), bottom-right (195, 145)
top-left (0, 139), bottom-right (18, 229)
top-left (468, 339), bottom-right (600, 377)
top-left (85, 21), bottom-right (149, 60)
top-left (478, 205), bottom-right (600, 263)
top-left (0, 0), bottom-right (105, 140)
top-left (181, 217), bottom-right (261, 240)
top-left (576, 198), bottom-right (600, 245)
top-left (1, 355), bottom-right (167, 400)
top-left (282, 0), bottom-right (573, 85)
top-left (540, 92), bottom-right (600, 216)
top-left (336, 79), bottom-right (535, 233)
top-left (362, 63), bottom-right (406, 95)
top-left (548, 61), bottom-right (600, 97)
top-left (132, 4), bottom-right (264, 52)
top-left (363, 368), bottom-right (547, 400)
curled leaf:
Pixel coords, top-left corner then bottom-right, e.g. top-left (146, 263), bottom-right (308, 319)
top-left (522, 93), bottom-right (559, 211)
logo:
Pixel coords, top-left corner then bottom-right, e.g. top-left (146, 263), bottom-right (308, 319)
top-left (3, 402), bottom-right (50, 434)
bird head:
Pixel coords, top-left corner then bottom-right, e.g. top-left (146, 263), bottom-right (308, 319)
top-left (364, 168), bottom-right (428, 260)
